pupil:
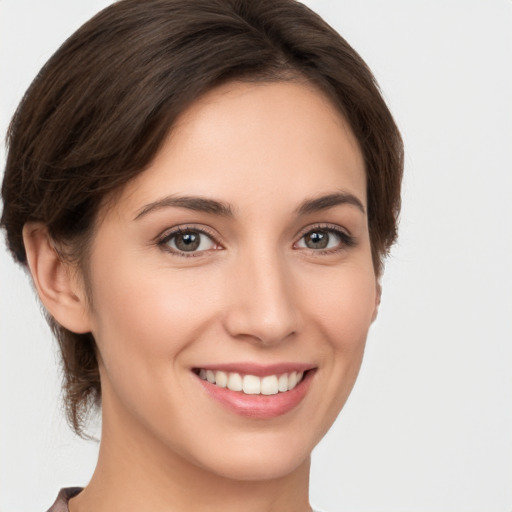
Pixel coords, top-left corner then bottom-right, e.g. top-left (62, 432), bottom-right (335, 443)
top-left (176, 232), bottom-right (200, 251)
top-left (306, 231), bottom-right (328, 249)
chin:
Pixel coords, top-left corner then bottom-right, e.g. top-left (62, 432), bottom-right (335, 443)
top-left (200, 447), bottom-right (311, 482)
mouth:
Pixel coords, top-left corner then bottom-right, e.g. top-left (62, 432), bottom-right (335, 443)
top-left (192, 365), bottom-right (316, 419)
top-left (194, 368), bottom-right (306, 395)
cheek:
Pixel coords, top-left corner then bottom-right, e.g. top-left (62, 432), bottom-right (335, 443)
top-left (86, 256), bottom-right (220, 431)
top-left (87, 248), bottom-right (226, 381)
top-left (300, 261), bottom-right (377, 350)
top-left (291, 260), bottom-right (377, 438)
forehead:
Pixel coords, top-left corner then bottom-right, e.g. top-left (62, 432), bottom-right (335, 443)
top-left (110, 80), bottom-right (366, 219)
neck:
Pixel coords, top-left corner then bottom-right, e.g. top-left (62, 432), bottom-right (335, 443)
top-left (70, 404), bottom-right (311, 512)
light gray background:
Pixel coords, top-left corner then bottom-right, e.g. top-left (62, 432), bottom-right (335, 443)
top-left (1, 1), bottom-right (511, 511)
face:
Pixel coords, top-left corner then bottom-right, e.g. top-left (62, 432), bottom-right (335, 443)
top-left (82, 81), bottom-right (378, 481)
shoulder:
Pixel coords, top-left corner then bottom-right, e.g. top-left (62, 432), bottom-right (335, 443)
top-left (46, 488), bottom-right (83, 512)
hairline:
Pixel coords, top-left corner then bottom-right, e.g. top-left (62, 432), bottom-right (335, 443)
top-left (72, 73), bottom-right (368, 305)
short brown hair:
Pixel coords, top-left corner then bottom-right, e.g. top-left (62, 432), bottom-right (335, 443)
top-left (1, 0), bottom-right (403, 436)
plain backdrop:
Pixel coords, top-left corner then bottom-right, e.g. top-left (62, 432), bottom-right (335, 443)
top-left (1, 1), bottom-right (511, 511)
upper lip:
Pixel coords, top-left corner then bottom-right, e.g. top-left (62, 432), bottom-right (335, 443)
top-left (193, 362), bottom-right (316, 377)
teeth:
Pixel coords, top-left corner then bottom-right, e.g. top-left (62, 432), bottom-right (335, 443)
top-left (198, 369), bottom-right (306, 395)
top-left (278, 374), bottom-right (288, 392)
top-left (261, 375), bottom-right (279, 395)
top-left (288, 371), bottom-right (297, 390)
top-left (227, 372), bottom-right (243, 392)
top-left (215, 370), bottom-right (228, 388)
top-left (243, 375), bottom-right (260, 395)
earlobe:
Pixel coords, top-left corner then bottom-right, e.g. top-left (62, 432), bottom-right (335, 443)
top-left (371, 281), bottom-right (382, 323)
top-left (22, 222), bottom-right (92, 334)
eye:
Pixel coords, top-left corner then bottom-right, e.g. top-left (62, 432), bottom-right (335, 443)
top-left (295, 226), bottom-right (354, 252)
top-left (160, 228), bottom-right (218, 255)
top-left (297, 229), bottom-right (339, 250)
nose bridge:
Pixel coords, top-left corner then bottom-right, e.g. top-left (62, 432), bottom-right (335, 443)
top-left (224, 243), bottom-right (299, 345)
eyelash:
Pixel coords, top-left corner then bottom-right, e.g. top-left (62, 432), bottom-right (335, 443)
top-left (156, 224), bottom-right (355, 258)
top-left (294, 223), bottom-right (356, 255)
top-left (299, 224), bottom-right (356, 251)
top-left (157, 225), bottom-right (221, 257)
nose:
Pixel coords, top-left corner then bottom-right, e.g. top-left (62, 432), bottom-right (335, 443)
top-left (223, 249), bottom-right (300, 346)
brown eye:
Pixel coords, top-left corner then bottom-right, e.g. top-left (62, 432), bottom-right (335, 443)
top-left (296, 228), bottom-right (349, 252)
top-left (303, 231), bottom-right (330, 249)
top-left (164, 229), bottom-right (216, 253)
top-left (175, 232), bottom-right (200, 251)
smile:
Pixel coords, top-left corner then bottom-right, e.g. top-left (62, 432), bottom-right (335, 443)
top-left (193, 363), bottom-right (315, 418)
top-left (197, 369), bottom-right (305, 395)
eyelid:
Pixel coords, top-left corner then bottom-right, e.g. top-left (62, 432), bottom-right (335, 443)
top-left (155, 224), bottom-right (224, 256)
top-left (293, 223), bottom-right (356, 252)
top-left (295, 222), bottom-right (352, 240)
top-left (154, 222), bottom-right (355, 257)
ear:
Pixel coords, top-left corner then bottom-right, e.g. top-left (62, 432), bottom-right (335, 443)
top-left (371, 280), bottom-right (382, 323)
top-left (22, 222), bottom-right (92, 334)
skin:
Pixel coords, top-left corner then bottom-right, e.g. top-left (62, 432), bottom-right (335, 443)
top-left (24, 80), bottom-right (380, 512)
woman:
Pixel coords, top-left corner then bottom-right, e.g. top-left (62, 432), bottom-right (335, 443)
top-left (1, 1), bottom-right (402, 511)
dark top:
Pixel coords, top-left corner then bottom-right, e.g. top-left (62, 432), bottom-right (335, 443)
top-left (46, 488), bottom-right (82, 512)
top-left (45, 487), bottom-right (325, 511)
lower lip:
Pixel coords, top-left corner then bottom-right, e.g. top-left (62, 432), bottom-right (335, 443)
top-left (196, 371), bottom-right (314, 419)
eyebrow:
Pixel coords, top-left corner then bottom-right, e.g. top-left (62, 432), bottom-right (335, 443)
top-left (295, 192), bottom-right (366, 215)
top-left (134, 195), bottom-right (235, 220)
top-left (134, 191), bottom-right (365, 221)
